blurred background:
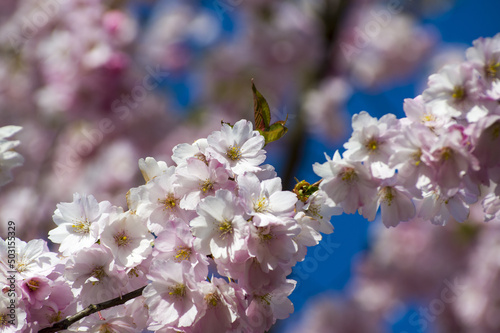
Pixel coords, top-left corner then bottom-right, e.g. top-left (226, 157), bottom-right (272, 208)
top-left (1, 0), bottom-right (500, 332)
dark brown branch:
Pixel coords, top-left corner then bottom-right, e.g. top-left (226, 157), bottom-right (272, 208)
top-left (38, 285), bottom-right (146, 333)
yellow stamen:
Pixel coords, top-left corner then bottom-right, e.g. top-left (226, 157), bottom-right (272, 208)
top-left (380, 187), bottom-right (395, 206)
top-left (486, 60), bottom-right (500, 78)
top-left (27, 279), bottom-right (40, 292)
top-left (218, 219), bottom-right (233, 239)
top-left (254, 197), bottom-right (268, 213)
top-left (71, 219), bottom-right (90, 234)
top-left (91, 266), bottom-right (106, 285)
top-left (205, 292), bottom-right (221, 308)
top-left (174, 246), bottom-right (192, 262)
top-left (168, 283), bottom-right (186, 298)
top-left (200, 179), bottom-right (214, 193)
top-left (158, 193), bottom-right (178, 210)
top-left (341, 167), bottom-right (357, 182)
top-left (114, 231), bottom-right (129, 247)
top-left (226, 145), bottom-right (241, 161)
top-left (452, 85), bottom-right (466, 100)
top-left (365, 139), bottom-right (378, 152)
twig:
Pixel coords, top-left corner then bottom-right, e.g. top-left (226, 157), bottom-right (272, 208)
top-left (38, 285), bottom-right (146, 333)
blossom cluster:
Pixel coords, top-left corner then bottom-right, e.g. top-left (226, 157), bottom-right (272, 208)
top-left (0, 119), bottom-right (339, 332)
top-left (315, 33), bottom-right (500, 228)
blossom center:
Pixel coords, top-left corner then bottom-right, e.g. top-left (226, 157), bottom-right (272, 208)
top-left (421, 113), bottom-right (436, 123)
top-left (226, 145), bottom-right (242, 161)
top-left (91, 266), bottom-right (106, 284)
top-left (452, 85), bottom-right (466, 101)
top-left (195, 152), bottom-right (208, 165)
top-left (411, 149), bottom-right (422, 166)
top-left (174, 246), bottom-right (192, 262)
top-left (159, 193), bottom-right (178, 210)
top-left (168, 283), bottom-right (186, 299)
top-left (490, 121), bottom-right (500, 140)
top-left (98, 324), bottom-right (114, 333)
top-left (16, 260), bottom-right (28, 273)
top-left (254, 197), bottom-right (268, 213)
top-left (114, 230), bottom-right (130, 247)
top-left (380, 187), bottom-right (394, 206)
top-left (218, 219), bottom-right (233, 239)
top-left (341, 167), bottom-right (357, 183)
top-left (486, 60), bottom-right (500, 78)
top-left (200, 179), bottom-right (214, 193)
top-left (258, 293), bottom-right (272, 306)
top-left (27, 278), bottom-right (40, 292)
top-left (440, 147), bottom-right (453, 161)
top-left (48, 311), bottom-right (63, 324)
top-left (128, 268), bottom-right (140, 278)
top-left (72, 219), bottom-right (90, 234)
top-left (258, 227), bottom-right (273, 243)
top-left (205, 292), bottom-right (221, 308)
top-left (0, 313), bottom-right (10, 327)
top-left (307, 203), bottom-right (323, 219)
top-left (365, 138), bottom-right (379, 152)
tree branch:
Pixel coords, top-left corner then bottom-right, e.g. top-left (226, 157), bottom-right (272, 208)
top-left (38, 285), bottom-right (146, 333)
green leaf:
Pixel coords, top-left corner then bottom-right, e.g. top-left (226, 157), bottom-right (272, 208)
top-left (259, 120), bottom-right (288, 145)
top-left (252, 79), bottom-right (271, 131)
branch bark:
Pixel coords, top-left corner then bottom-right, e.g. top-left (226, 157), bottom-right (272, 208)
top-left (38, 285), bottom-right (146, 333)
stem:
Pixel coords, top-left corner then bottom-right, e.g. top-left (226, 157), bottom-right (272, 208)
top-left (38, 286), bottom-right (146, 333)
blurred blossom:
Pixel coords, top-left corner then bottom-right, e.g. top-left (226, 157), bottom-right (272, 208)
top-left (303, 77), bottom-right (352, 139)
top-left (337, 5), bottom-right (437, 89)
top-left (289, 295), bottom-right (384, 333)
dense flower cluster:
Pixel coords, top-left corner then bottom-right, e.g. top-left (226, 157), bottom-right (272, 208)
top-left (315, 33), bottom-right (500, 228)
top-left (0, 119), bottom-right (338, 332)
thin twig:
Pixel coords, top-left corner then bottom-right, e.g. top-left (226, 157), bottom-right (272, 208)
top-left (38, 285), bottom-right (146, 333)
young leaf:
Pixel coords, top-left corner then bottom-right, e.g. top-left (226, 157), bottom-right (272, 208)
top-left (260, 120), bottom-right (288, 145)
top-left (252, 79), bottom-right (271, 131)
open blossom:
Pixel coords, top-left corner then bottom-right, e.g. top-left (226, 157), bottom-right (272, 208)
top-left (19, 275), bottom-right (52, 309)
top-left (206, 119), bottom-right (266, 175)
top-left (190, 190), bottom-right (249, 262)
top-left (100, 211), bottom-right (153, 268)
top-left (153, 220), bottom-right (209, 281)
top-left (237, 173), bottom-right (297, 227)
top-left (0, 238), bottom-right (58, 279)
top-left (191, 278), bottom-right (241, 332)
top-left (422, 127), bottom-right (480, 195)
top-left (297, 190), bottom-right (341, 234)
top-left (65, 245), bottom-right (127, 306)
top-left (343, 111), bottom-right (399, 166)
top-left (78, 307), bottom-right (138, 333)
top-left (175, 158), bottom-right (235, 210)
top-left (422, 63), bottom-right (483, 116)
top-left (369, 176), bottom-right (417, 228)
top-left (246, 218), bottom-right (300, 272)
top-left (144, 260), bottom-right (203, 330)
top-left (48, 193), bottom-right (113, 255)
top-left (417, 189), bottom-right (472, 225)
top-left (127, 166), bottom-right (192, 234)
top-left (244, 279), bottom-right (296, 332)
top-left (0, 125), bottom-right (24, 187)
top-left (466, 32), bottom-right (500, 82)
top-left (313, 150), bottom-right (378, 215)
top-left (403, 95), bottom-right (452, 129)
